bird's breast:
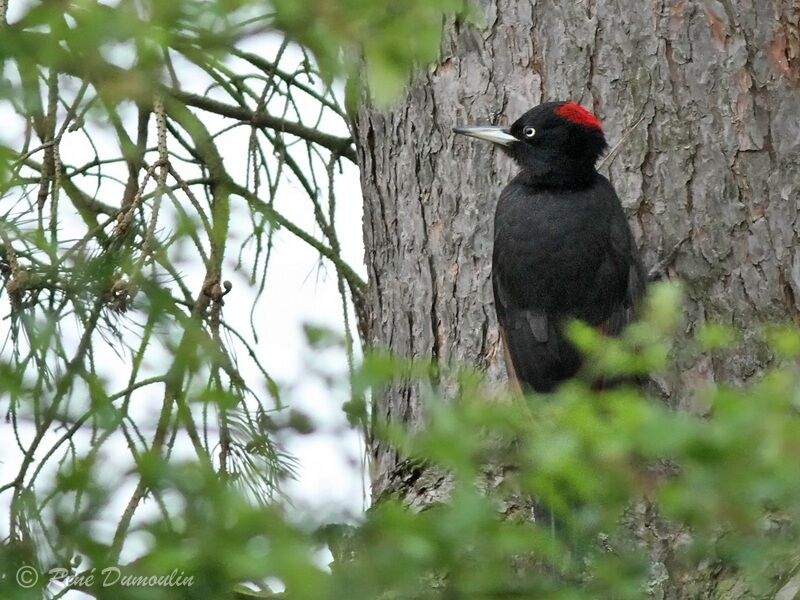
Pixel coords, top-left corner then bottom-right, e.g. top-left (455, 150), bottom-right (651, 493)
top-left (493, 182), bottom-right (626, 318)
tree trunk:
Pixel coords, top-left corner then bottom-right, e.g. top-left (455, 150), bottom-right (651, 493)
top-left (354, 0), bottom-right (800, 593)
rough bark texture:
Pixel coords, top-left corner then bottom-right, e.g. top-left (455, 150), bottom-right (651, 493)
top-left (355, 0), bottom-right (800, 596)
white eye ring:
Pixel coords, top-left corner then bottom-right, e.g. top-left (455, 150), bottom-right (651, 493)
top-left (524, 126), bottom-right (536, 138)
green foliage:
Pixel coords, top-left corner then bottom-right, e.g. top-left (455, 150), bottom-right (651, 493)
top-left (4, 283), bottom-right (800, 599)
top-left (0, 0), bottom-right (469, 110)
top-left (270, 0), bottom-right (472, 105)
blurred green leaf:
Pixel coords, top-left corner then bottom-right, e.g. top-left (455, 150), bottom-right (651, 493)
top-left (697, 322), bottom-right (738, 350)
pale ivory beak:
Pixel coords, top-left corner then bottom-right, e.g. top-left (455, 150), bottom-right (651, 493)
top-left (452, 126), bottom-right (517, 146)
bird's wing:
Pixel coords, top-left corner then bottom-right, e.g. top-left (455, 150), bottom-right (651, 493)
top-left (494, 274), bottom-right (582, 393)
top-left (595, 214), bottom-right (647, 336)
top-left (494, 216), bottom-right (645, 393)
top-left (595, 263), bottom-right (646, 336)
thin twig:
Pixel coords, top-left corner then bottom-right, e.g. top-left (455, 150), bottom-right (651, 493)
top-left (598, 110), bottom-right (649, 171)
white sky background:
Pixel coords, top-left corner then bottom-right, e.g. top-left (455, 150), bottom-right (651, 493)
top-left (0, 0), bottom-right (368, 587)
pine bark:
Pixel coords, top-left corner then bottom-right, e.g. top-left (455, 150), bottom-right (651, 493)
top-left (354, 0), bottom-right (800, 596)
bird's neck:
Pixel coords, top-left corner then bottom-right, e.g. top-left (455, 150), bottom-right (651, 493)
top-left (515, 163), bottom-right (598, 190)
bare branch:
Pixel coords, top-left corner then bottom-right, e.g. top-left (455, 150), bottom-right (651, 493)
top-left (170, 88), bottom-right (357, 163)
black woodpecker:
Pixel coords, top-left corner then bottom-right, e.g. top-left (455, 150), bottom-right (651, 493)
top-left (454, 101), bottom-right (646, 393)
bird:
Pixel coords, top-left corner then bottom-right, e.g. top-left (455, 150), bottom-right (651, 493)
top-left (454, 101), bottom-right (646, 393)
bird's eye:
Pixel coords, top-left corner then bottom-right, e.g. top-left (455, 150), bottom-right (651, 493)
top-left (523, 127), bottom-right (536, 138)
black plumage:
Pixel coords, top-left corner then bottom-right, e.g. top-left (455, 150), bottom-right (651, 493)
top-left (454, 101), bottom-right (646, 392)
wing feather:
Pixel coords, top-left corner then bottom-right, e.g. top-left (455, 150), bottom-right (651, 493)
top-left (493, 191), bottom-right (645, 392)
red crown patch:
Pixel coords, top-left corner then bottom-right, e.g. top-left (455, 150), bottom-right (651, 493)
top-left (555, 103), bottom-right (603, 132)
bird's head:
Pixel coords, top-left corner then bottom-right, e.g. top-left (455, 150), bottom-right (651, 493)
top-left (453, 101), bottom-right (607, 188)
